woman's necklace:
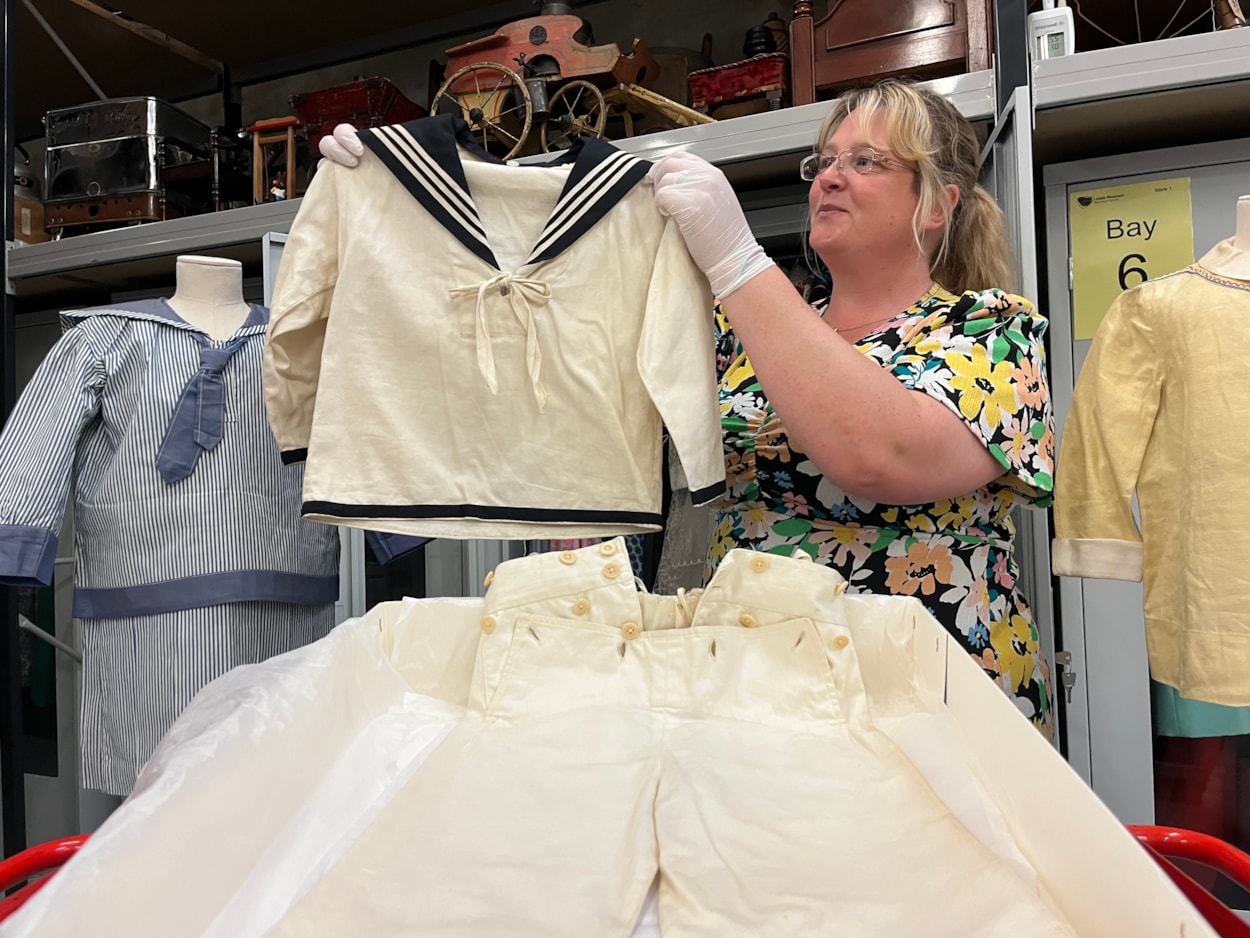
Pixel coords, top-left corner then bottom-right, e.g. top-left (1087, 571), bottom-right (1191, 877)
top-left (830, 314), bottom-right (896, 335)
top-left (825, 283), bottom-right (940, 334)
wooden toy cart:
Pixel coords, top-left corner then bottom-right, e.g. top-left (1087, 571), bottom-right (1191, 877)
top-left (429, 5), bottom-right (710, 158)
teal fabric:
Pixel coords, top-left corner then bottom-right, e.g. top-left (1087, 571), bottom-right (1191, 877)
top-left (1152, 680), bottom-right (1250, 738)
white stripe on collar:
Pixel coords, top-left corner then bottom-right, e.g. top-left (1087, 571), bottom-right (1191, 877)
top-left (380, 124), bottom-right (483, 234)
top-left (371, 125), bottom-right (490, 247)
top-left (529, 151), bottom-right (644, 263)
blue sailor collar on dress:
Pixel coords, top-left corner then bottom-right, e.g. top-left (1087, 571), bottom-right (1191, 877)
top-left (60, 297), bottom-right (270, 338)
top-left (357, 113), bottom-right (651, 270)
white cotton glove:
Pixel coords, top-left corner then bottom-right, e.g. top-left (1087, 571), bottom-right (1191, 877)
top-left (318, 123), bottom-right (365, 167)
top-left (648, 150), bottom-right (775, 299)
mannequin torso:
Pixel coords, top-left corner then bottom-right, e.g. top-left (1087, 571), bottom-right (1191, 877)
top-left (1197, 194), bottom-right (1250, 281)
top-left (166, 255), bottom-right (251, 340)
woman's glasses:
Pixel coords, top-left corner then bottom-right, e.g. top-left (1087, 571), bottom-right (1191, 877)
top-left (799, 146), bottom-right (909, 181)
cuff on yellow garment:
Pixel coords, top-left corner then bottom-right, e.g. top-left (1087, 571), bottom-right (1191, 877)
top-left (1051, 537), bottom-right (1143, 581)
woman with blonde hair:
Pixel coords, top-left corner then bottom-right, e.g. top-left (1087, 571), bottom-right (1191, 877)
top-left (318, 79), bottom-right (1056, 733)
top-left (650, 79), bottom-right (1056, 734)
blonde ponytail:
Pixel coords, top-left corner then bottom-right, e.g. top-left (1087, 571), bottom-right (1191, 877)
top-left (933, 185), bottom-right (1014, 294)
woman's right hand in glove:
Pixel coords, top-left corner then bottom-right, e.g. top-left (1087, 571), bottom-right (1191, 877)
top-left (318, 124), bottom-right (365, 167)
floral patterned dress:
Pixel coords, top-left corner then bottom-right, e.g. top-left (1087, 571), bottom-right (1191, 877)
top-left (707, 286), bottom-right (1056, 734)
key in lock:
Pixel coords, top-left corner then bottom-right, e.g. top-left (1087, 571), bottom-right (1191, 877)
top-left (1055, 650), bottom-right (1078, 704)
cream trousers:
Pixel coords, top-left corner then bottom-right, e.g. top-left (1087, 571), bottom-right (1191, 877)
top-left (269, 542), bottom-right (1073, 937)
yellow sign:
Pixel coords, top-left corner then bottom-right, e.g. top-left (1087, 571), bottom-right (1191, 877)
top-left (1069, 178), bottom-right (1194, 340)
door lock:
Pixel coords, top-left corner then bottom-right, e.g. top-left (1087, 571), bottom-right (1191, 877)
top-left (1055, 650), bottom-right (1078, 704)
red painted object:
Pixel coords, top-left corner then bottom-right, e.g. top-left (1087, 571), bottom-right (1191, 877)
top-left (290, 78), bottom-right (427, 161)
top-left (688, 52), bottom-right (790, 115)
top-left (1130, 825), bottom-right (1250, 938)
top-left (0, 835), bottom-right (89, 924)
top-left (442, 12), bottom-right (659, 92)
top-left (2, 826), bottom-right (1249, 931)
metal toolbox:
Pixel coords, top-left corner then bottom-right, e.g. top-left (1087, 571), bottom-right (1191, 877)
top-left (43, 97), bottom-right (211, 207)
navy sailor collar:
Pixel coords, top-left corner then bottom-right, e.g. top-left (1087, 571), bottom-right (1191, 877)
top-left (358, 113), bottom-right (650, 270)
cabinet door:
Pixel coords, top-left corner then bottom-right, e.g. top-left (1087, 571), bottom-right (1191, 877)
top-left (980, 85), bottom-right (1063, 752)
top-left (1043, 137), bottom-right (1250, 824)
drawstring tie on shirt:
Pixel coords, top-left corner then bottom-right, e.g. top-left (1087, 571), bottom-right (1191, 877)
top-left (449, 272), bottom-right (552, 411)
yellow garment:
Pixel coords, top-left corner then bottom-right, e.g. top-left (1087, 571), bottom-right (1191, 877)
top-left (1053, 266), bottom-right (1250, 705)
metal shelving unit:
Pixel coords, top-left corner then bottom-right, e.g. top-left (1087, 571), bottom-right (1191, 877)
top-left (7, 199), bottom-right (300, 302)
top-left (7, 199), bottom-right (299, 282)
top-left (1031, 28), bottom-right (1250, 165)
top-left (609, 70), bottom-right (995, 166)
top-left (1033, 27), bottom-right (1250, 109)
top-left (5, 69), bottom-right (995, 301)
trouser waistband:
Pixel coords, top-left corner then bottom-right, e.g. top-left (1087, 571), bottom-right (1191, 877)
top-left (471, 539), bottom-right (870, 728)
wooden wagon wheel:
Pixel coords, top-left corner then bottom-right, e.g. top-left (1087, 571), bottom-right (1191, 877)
top-left (432, 62), bottom-right (533, 160)
top-left (539, 80), bottom-right (608, 153)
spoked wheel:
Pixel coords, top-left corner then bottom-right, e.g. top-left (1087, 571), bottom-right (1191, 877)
top-left (432, 62), bottom-right (533, 160)
top-left (540, 80), bottom-right (608, 153)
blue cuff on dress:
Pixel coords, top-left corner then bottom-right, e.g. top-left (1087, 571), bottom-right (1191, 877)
top-left (0, 525), bottom-right (59, 586)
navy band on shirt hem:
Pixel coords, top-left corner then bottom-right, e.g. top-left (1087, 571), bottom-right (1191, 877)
top-left (304, 501), bottom-right (664, 527)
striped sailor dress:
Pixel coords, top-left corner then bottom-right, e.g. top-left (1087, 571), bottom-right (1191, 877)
top-left (0, 299), bottom-right (340, 795)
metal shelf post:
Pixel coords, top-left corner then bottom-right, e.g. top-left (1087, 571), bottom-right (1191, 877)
top-left (2, 0), bottom-right (28, 858)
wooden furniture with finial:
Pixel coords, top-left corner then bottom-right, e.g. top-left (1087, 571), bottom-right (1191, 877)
top-left (789, 0), bottom-right (993, 106)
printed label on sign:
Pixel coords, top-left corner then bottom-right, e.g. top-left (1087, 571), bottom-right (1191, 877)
top-left (1069, 177), bottom-right (1193, 339)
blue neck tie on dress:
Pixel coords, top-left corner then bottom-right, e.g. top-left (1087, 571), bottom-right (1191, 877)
top-left (156, 334), bottom-right (250, 485)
